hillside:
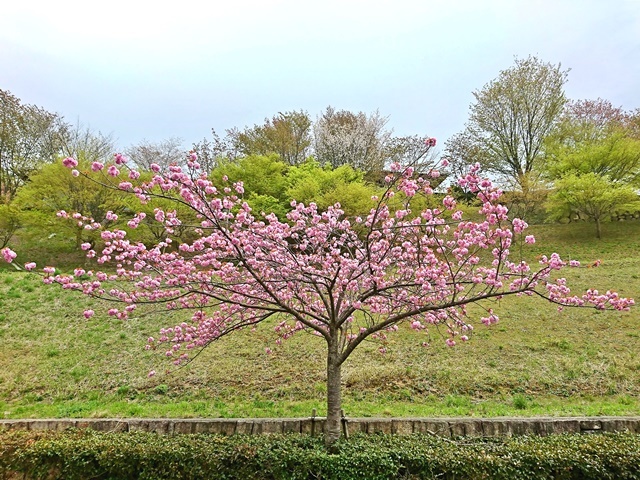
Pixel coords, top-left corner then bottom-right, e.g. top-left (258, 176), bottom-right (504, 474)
top-left (1, 221), bottom-right (638, 419)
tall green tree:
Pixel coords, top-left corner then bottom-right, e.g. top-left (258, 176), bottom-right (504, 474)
top-left (0, 89), bottom-right (68, 200)
top-left (445, 56), bottom-right (569, 186)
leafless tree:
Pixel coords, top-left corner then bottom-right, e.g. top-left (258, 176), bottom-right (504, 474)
top-left (126, 137), bottom-right (185, 171)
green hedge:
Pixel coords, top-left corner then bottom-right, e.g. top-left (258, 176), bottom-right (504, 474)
top-left (1, 430), bottom-right (639, 479)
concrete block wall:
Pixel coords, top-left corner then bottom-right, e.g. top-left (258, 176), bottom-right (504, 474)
top-left (1, 416), bottom-right (639, 437)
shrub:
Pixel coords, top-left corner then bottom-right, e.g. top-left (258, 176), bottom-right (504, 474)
top-left (1, 429), bottom-right (639, 479)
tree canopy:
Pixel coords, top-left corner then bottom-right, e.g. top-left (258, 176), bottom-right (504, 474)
top-left (446, 56), bottom-right (568, 186)
top-left (544, 99), bottom-right (640, 237)
top-left (0, 89), bottom-right (68, 200)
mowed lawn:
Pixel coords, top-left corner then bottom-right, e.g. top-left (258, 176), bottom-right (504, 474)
top-left (0, 221), bottom-right (638, 419)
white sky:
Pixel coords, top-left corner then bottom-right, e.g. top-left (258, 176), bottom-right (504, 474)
top-left (1, 0), bottom-right (639, 151)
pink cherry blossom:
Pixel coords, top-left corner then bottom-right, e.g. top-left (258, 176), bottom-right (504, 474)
top-left (62, 157), bottom-right (78, 168)
top-left (1, 248), bottom-right (17, 263)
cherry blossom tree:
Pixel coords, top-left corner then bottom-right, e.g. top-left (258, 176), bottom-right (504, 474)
top-left (1, 142), bottom-right (634, 447)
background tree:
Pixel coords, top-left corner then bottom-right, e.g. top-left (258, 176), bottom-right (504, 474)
top-left (554, 98), bottom-right (627, 143)
top-left (626, 108), bottom-right (640, 139)
top-left (3, 151), bottom-right (632, 447)
top-left (446, 56), bottom-right (568, 186)
top-left (58, 122), bottom-right (115, 165)
top-left (12, 160), bottom-right (130, 253)
top-left (0, 89), bottom-right (68, 200)
top-left (384, 134), bottom-right (444, 182)
top-left (231, 110), bottom-right (312, 166)
top-left (546, 173), bottom-right (639, 238)
top-left (191, 129), bottom-right (240, 173)
top-left (313, 107), bottom-right (391, 179)
top-left (126, 137), bottom-right (185, 171)
top-left (207, 155), bottom-right (380, 220)
top-left (0, 203), bottom-right (20, 249)
top-left (544, 100), bottom-right (640, 236)
top-left (209, 154), bottom-right (289, 219)
top-left (285, 160), bottom-right (378, 218)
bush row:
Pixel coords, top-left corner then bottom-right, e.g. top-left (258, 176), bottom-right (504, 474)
top-left (1, 429), bottom-right (639, 479)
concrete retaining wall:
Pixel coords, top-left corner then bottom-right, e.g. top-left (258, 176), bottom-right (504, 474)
top-left (2, 416), bottom-right (639, 437)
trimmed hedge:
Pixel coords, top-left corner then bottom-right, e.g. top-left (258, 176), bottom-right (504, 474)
top-left (1, 429), bottom-right (639, 479)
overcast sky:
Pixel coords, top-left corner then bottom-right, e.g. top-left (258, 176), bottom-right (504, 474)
top-left (1, 0), bottom-right (639, 153)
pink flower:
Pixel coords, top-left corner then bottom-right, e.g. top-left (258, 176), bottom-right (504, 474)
top-left (107, 165), bottom-right (120, 177)
top-left (62, 157), bottom-right (78, 168)
top-left (83, 309), bottom-right (94, 319)
top-left (81, 242), bottom-right (92, 251)
top-left (512, 218), bottom-right (528, 234)
top-left (1, 248), bottom-right (17, 263)
top-left (91, 162), bottom-right (104, 171)
top-left (525, 235), bottom-right (535, 244)
top-left (114, 153), bottom-right (126, 165)
top-left (24, 262), bottom-right (36, 271)
top-left (71, 169), bottom-right (80, 177)
top-left (148, 370), bottom-right (156, 378)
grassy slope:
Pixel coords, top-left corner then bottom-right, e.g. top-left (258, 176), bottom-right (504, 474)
top-left (0, 221), bottom-right (639, 419)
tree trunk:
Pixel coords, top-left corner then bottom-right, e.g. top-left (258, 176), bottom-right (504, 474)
top-left (325, 337), bottom-right (342, 448)
top-left (595, 216), bottom-right (602, 239)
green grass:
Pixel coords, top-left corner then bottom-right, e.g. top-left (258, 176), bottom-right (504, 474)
top-left (0, 221), bottom-right (639, 419)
